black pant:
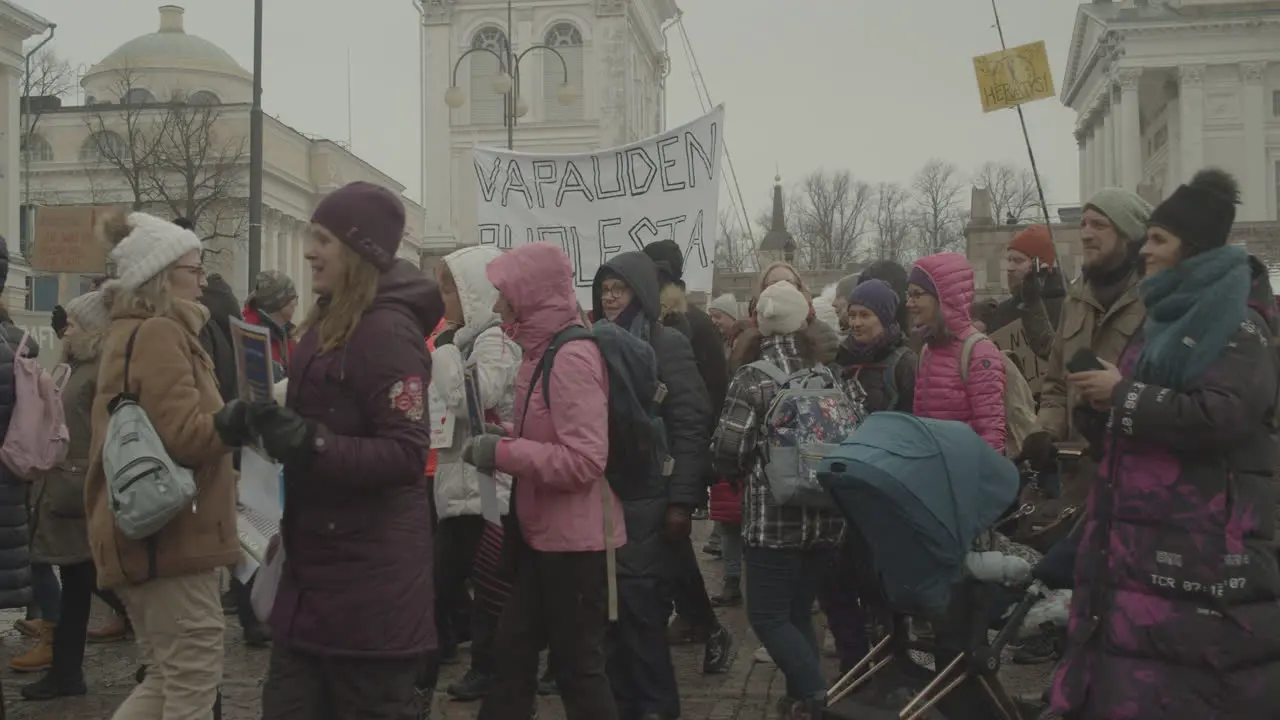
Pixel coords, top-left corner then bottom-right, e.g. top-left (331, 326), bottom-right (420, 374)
top-left (230, 575), bottom-right (260, 632)
top-left (435, 516), bottom-right (483, 657)
top-left (669, 535), bottom-right (717, 630)
top-left (606, 576), bottom-right (681, 720)
top-left (50, 562), bottom-right (96, 681)
top-left (478, 542), bottom-right (618, 720)
top-left (261, 643), bottom-right (425, 720)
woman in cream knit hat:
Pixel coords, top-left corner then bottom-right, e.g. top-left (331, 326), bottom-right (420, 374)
top-left (85, 212), bottom-right (255, 718)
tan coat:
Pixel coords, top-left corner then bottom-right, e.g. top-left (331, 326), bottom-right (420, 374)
top-left (31, 359), bottom-right (96, 565)
top-left (85, 301), bottom-right (240, 589)
top-left (1036, 274), bottom-right (1146, 444)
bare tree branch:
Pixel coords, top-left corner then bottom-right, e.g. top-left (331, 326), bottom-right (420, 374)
top-left (21, 47), bottom-right (74, 146)
top-left (910, 158), bottom-right (966, 256)
top-left (972, 161), bottom-right (1045, 224)
top-left (791, 169), bottom-right (872, 271)
top-left (146, 91), bottom-right (248, 245)
top-left (82, 69), bottom-right (247, 248)
top-left (715, 209), bottom-right (755, 273)
top-left (82, 67), bottom-right (169, 209)
top-left (871, 182), bottom-right (912, 265)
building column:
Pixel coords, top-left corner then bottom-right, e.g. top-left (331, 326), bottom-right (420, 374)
top-left (1100, 97), bottom-right (1115, 187)
top-left (1240, 62), bottom-right (1269, 221)
top-left (1117, 69), bottom-right (1142, 192)
top-left (421, 7), bottom-right (456, 250)
top-left (261, 209), bottom-right (277, 275)
top-left (276, 218), bottom-right (289, 277)
top-left (1178, 64), bottom-right (1206, 182)
top-left (1076, 128), bottom-right (1088, 203)
top-left (1164, 92), bottom-right (1182, 199)
top-left (0, 64), bottom-right (22, 309)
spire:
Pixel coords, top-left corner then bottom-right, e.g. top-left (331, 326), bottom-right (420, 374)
top-left (759, 174), bottom-right (795, 255)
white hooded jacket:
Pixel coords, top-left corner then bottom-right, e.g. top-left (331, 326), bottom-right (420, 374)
top-left (430, 246), bottom-right (520, 519)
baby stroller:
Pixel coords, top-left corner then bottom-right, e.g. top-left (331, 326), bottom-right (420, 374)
top-left (816, 413), bottom-right (1045, 720)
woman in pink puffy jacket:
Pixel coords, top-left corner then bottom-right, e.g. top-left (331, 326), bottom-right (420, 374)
top-left (906, 252), bottom-right (1007, 453)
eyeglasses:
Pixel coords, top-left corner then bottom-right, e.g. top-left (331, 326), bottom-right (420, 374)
top-left (600, 283), bottom-right (630, 299)
top-left (906, 289), bottom-right (929, 301)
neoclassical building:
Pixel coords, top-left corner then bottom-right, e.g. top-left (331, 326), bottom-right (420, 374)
top-left (22, 5), bottom-right (426, 310)
top-left (415, 0), bottom-right (679, 257)
top-left (1063, 0), bottom-right (1280, 220)
top-left (0, 1), bottom-right (49, 312)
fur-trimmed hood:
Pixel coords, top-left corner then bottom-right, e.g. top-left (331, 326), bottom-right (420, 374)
top-left (660, 282), bottom-right (689, 322)
top-left (728, 316), bottom-right (839, 373)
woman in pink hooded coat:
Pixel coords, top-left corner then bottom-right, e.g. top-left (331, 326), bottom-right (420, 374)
top-left (907, 252), bottom-right (1006, 452)
top-left (467, 243), bottom-right (624, 720)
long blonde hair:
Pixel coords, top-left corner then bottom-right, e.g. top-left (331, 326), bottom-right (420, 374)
top-left (61, 322), bottom-right (104, 363)
top-left (302, 225), bottom-right (380, 353)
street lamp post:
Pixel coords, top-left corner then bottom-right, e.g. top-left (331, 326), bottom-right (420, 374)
top-left (248, 0), bottom-right (264, 282)
top-left (443, 0), bottom-right (578, 150)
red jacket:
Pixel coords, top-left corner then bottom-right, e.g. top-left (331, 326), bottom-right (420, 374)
top-left (709, 481), bottom-right (741, 524)
top-left (242, 304), bottom-right (297, 372)
top-left (424, 316), bottom-right (450, 477)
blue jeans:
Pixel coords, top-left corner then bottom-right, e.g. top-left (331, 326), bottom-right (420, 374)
top-left (718, 523), bottom-right (743, 579)
top-left (745, 546), bottom-right (831, 701)
top-left (30, 562), bottom-right (61, 623)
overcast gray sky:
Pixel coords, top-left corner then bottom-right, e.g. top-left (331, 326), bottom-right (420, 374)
top-left (21, 0), bottom-right (1082, 222)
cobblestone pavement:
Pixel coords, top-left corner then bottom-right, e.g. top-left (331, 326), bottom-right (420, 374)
top-left (0, 522), bottom-right (1052, 718)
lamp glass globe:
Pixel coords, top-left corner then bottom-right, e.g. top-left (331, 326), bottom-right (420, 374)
top-left (515, 98), bottom-right (529, 117)
top-left (491, 72), bottom-right (514, 95)
top-left (556, 83), bottom-right (578, 106)
top-left (444, 86), bottom-right (465, 109)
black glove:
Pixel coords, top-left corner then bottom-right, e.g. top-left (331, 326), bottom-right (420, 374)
top-left (1019, 431), bottom-right (1057, 472)
top-left (248, 402), bottom-right (317, 465)
top-left (213, 399), bottom-right (252, 447)
top-left (434, 327), bottom-right (457, 347)
top-left (1019, 268), bottom-right (1046, 305)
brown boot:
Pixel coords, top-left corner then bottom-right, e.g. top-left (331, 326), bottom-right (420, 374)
top-left (13, 618), bottom-right (45, 639)
top-left (88, 613), bottom-right (131, 643)
top-left (9, 623), bottom-right (54, 673)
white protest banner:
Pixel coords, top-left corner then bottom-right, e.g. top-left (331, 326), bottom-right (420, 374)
top-left (473, 106), bottom-right (724, 306)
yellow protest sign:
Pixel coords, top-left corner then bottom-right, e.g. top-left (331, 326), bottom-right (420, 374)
top-left (973, 40), bottom-right (1056, 114)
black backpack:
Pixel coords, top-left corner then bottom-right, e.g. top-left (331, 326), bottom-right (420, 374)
top-left (525, 322), bottom-right (672, 500)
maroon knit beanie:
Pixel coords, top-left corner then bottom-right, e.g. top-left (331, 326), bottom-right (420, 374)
top-left (311, 181), bottom-right (405, 272)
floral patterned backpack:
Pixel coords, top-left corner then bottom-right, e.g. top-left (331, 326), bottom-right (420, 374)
top-left (746, 361), bottom-right (864, 509)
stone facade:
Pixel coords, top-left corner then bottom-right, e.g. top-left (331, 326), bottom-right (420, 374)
top-left (1062, 1), bottom-right (1280, 222)
top-left (21, 6), bottom-right (425, 308)
top-left (415, 0), bottom-right (678, 256)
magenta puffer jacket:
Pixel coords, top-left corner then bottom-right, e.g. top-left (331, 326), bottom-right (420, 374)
top-left (708, 480), bottom-right (742, 524)
top-left (910, 252), bottom-right (1006, 453)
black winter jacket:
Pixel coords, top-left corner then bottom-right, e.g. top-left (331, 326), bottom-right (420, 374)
top-left (593, 252), bottom-right (710, 578)
top-left (0, 315), bottom-right (34, 609)
top-left (198, 275), bottom-right (243, 404)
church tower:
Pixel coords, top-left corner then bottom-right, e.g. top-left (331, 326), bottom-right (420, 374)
top-left (415, 0), bottom-right (680, 260)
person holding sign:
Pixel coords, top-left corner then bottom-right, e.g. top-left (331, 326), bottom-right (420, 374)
top-left (251, 182), bottom-right (442, 720)
top-left (983, 225), bottom-right (1066, 364)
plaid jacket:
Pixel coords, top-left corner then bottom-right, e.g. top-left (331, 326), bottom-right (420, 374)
top-left (711, 333), bottom-right (852, 550)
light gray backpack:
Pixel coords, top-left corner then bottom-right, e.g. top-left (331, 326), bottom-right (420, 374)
top-left (104, 323), bottom-right (197, 540)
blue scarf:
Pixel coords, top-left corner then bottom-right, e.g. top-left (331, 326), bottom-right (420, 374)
top-left (1135, 244), bottom-right (1250, 391)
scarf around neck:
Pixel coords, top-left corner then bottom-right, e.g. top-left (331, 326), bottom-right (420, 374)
top-left (1135, 244), bottom-right (1250, 391)
top-left (842, 324), bottom-right (903, 363)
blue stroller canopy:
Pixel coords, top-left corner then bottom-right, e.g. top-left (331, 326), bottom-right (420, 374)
top-left (818, 413), bottom-right (1019, 616)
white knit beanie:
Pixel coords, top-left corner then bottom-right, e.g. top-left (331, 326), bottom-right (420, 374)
top-left (757, 281), bottom-right (809, 337)
top-left (64, 290), bottom-right (110, 332)
top-left (707, 293), bottom-right (740, 321)
top-left (106, 212), bottom-right (202, 291)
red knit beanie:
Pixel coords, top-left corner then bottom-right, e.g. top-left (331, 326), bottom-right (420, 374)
top-left (1007, 225), bottom-right (1055, 267)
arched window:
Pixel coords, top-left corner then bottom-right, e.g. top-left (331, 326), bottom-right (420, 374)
top-left (123, 88), bottom-right (156, 105)
top-left (543, 22), bottom-right (584, 121)
top-left (21, 134), bottom-right (53, 163)
top-left (188, 90), bottom-right (220, 105)
top-left (80, 131), bottom-right (127, 162)
top-left (469, 26), bottom-right (508, 125)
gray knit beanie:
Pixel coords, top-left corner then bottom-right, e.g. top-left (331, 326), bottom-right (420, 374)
top-left (707, 293), bottom-right (739, 321)
top-left (249, 270), bottom-right (298, 315)
top-left (1085, 188), bottom-right (1153, 243)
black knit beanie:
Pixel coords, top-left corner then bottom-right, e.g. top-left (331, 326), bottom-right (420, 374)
top-left (1148, 168), bottom-right (1239, 256)
top-left (642, 240), bottom-right (684, 285)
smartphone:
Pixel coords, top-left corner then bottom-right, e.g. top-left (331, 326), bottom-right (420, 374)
top-left (1032, 257), bottom-right (1043, 275)
top-left (1066, 348), bottom-right (1104, 374)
